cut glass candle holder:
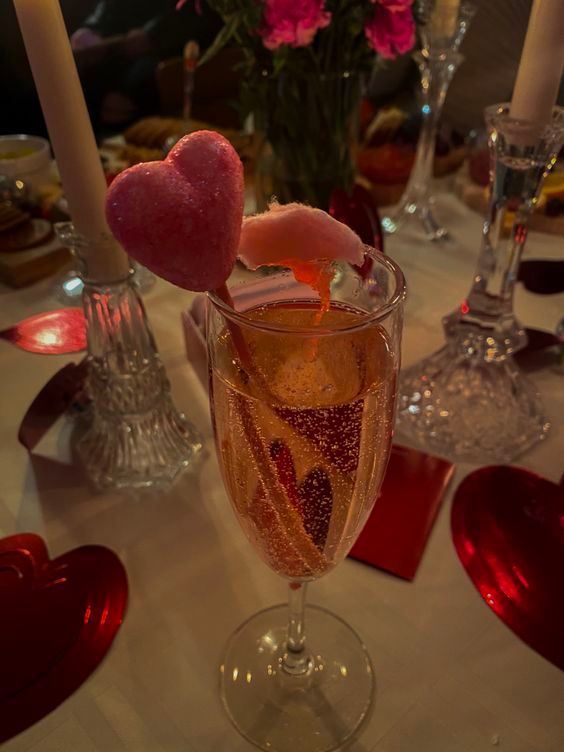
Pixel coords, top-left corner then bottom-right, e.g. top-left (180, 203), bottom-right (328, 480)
top-left (397, 104), bottom-right (564, 462)
top-left (56, 222), bottom-right (202, 490)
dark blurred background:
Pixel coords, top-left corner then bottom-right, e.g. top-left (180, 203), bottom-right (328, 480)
top-left (0, 0), bottom-right (230, 138)
top-left (1, 1), bottom-right (98, 136)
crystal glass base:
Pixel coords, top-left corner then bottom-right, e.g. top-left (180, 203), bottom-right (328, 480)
top-left (382, 41), bottom-right (467, 242)
top-left (75, 276), bottom-right (203, 491)
top-left (74, 390), bottom-right (202, 490)
top-left (396, 104), bottom-right (564, 463)
top-left (55, 222), bottom-right (202, 490)
top-left (383, 198), bottom-right (450, 242)
top-left (220, 605), bottom-right (374, 752)
top-left (397, 346), bottom-right (550, 463)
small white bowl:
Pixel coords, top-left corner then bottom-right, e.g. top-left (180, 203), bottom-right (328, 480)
top-left (0, 134), bottom-right (53, 192)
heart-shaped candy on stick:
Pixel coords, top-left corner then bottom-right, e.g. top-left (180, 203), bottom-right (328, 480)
top-left (105, 130), bottom-right (244, 291)
top-left (105, 141), bottom-right (372, 576)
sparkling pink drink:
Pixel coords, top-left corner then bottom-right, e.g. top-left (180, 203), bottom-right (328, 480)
top-left (211, 302), bottom-right (397, 581)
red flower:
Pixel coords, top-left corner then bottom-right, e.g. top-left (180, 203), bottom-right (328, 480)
top-left (365, 2), bottom-right (415, 59)
top-left (372, 0), bottom-right (414, 9)
top-left (260, 0), bottom-right (332, 50)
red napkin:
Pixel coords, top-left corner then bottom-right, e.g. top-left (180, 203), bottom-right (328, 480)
top-left (18, 361), bottom-right (87, 451)
top-left (349, 444), bottom-right (454, 580)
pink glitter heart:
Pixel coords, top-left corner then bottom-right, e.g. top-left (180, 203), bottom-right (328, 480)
top-left (106, 130), bottom-right (244, 291)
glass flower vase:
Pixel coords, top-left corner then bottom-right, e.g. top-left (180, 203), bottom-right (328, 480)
top-left (397, 104), bottom-right (564, 462)
top-left (57, 223), bottom-right (202, 490)
top-left (254, 71), bottom-right (362, 212)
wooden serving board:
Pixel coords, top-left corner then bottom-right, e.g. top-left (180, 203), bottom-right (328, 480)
top-left (0, 238), bottom-right (70, 288)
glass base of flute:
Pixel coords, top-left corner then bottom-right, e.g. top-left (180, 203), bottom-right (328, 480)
top-left (208, 249), bottom-right (406, 751)
top-left (397, 104), bottom-right (564, 463)
top-left (220, 602), bottom-right (373, 752)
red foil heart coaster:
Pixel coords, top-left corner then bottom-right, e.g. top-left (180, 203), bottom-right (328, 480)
top-left (451, 466), bottom-right (564, 671)
top-left (0, 308), bottom-right (86, 354)
top-left (0, 534), bottom-right (128, 742)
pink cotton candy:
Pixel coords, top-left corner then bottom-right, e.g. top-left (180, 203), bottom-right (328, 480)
top-left (238, 203), bottom-right (365, 270)
top-left (105, 130), bottom-right (244, 292)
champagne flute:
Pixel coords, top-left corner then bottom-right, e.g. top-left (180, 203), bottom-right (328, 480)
top-left (207, 247), bottom-right (406, 752)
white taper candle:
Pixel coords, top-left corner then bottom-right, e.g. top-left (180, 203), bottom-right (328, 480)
top-left (431, 0), bottom-right (461, 39)
top-left (13, 0), bottom-right (129, 281)
top-left (510, 0), bottom-right (564, 125)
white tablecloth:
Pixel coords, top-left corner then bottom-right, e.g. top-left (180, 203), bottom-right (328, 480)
top-left (1, 192), bottom-right (563, 751)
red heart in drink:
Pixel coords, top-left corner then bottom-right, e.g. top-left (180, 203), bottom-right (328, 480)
top-left (269, 440), bottom-right (333, 551)
top-left (298, 467), bottom-right (333, 550)
top-left (451, 466), bottom-right (564, 671)
top-left (0, 534), bottom-right (128, 743)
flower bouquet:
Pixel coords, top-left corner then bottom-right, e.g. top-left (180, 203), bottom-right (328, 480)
top-left (194, 0), bottom-right (416, 209)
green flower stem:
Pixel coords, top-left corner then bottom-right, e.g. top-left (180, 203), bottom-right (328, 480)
top-left (264, 72), bottom-right (360, 209)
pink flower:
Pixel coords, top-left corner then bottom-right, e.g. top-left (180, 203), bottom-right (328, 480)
top-left (260, 0), bottom-right (332, 50)
top-left (176, 0), bottom-right (201, 12)
top-left (371, 0), bottom-right (413, 9)
top-left (365, 4), bottom-right (415, 59)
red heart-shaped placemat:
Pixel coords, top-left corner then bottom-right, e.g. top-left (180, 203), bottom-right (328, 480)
top-left (0, 534), bottom-right (127, 742)
top-left (451, 466), bottom-right (564, 671)
top-left (18, 361), bottom-right (88, 451)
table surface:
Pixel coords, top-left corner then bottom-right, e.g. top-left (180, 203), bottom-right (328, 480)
top-left (1, 190), bottom-right (563, 752)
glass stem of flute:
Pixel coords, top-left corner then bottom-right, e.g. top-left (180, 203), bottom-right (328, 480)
top-left (283, 582), bottom-right (311, 675)
top-left (408, 51), bottom-right (457, 205)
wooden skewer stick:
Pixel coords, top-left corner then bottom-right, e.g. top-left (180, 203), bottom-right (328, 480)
top-left (214, 282), bottom-right (255, 374)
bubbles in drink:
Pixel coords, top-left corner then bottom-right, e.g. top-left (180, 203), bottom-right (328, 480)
top-left (211, 303), bottom-right (397, 581)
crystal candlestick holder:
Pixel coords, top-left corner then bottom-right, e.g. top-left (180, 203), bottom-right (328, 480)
top-left (54, 260), bottom-right (155, 306)
top-left (383, 1), bottom-right (475, 241)
top-left (397, 105), bottom-right (564, 462)
top-left (56, 223), bottom-right (202, 490)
